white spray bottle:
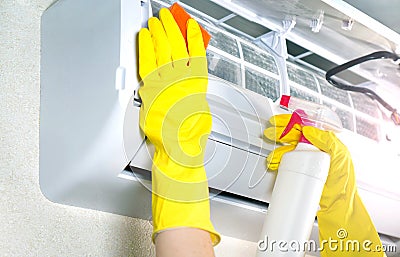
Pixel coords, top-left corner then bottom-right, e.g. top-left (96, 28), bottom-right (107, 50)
top-left (256, 95), bottom-right (343, 257)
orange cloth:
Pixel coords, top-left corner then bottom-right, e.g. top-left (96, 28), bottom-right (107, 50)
top-left (169, 3), bottom-right (211, 48)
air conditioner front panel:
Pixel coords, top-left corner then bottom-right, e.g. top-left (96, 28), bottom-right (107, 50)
top-left (129, 78), bottom-right (279, 203)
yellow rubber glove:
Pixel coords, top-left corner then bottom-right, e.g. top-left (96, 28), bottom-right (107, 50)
top-left (138, 8), bottom-right (220, 245)
top-left (264, 114), bottom-right (302, 170)
top-left (265, 114), bottom-right (384, 256)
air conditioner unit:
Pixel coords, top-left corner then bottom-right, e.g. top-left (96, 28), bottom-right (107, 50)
top-left (40, 0), bottom-right (400, 255)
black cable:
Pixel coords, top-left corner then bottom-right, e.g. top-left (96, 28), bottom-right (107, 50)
top-left (326, 51), bottom-right (399, 80)
top-left (325, 51), bottom-right (400, 125)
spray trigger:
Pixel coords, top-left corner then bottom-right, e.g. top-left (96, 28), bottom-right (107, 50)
top-left (279, 110), bottom-right (312, 144)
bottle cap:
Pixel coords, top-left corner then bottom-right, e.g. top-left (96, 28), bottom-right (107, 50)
top-left (280, 110), bottom-right (312, 144)
top-left (279, 95), bottom-right (343, 132)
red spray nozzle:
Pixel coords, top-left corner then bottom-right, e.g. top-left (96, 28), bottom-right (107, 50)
top-left (279, 110), bottom-right (312, 144)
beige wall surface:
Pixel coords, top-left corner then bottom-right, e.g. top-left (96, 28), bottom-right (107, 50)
top-left (0, 0), bottom-right (258, 256)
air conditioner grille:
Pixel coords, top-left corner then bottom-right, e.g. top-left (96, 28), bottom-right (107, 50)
top-left (150, 0), bottom-right (386, 142)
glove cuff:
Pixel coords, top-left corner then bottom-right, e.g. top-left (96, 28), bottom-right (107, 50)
top-left (152, 193), bottom-right (221, 246)
top-left (151, 148), bottom-right (221, 246)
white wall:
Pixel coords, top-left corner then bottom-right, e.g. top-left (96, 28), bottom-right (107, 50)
top-left (0, 0), bottom-right (258, 256)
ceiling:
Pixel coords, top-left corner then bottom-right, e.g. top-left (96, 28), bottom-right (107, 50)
top-left (344, 0), bottom-right (400, 34)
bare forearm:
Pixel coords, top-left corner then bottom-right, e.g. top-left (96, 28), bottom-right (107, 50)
top-left (155, 228), bottom-right (216, 257)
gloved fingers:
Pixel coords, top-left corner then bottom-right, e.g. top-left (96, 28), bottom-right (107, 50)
top-left (264, 125), bottom-right (302, 144)
top-left (159, 8), bottom-right (189, 62)
top-left (148, 17), bottom-right (172, 68)
top-left (268, 114), bottom-right (292, 127)
top-left (302, 126), bottom-right (344, 155)
top-left (187, 19), bottom-right (206, 58)
top-left (266, 144), bottom-right (297, 171)
top-left (138, 28), bottom-right (157, 80)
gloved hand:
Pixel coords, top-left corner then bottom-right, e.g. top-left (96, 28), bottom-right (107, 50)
top-left (264, 114), bottom-right (302, 170)
top-left (265, 114), bottom-right (384, 256)
top-left (138, 8), bottom-right (220, 245)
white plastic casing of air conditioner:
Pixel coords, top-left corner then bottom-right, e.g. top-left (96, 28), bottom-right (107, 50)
top-left (40, 0), bottom-right (400, 253)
